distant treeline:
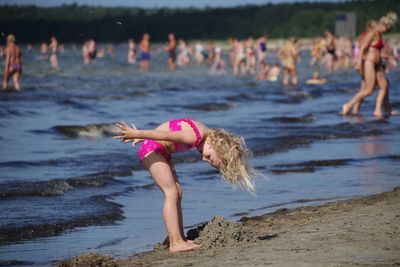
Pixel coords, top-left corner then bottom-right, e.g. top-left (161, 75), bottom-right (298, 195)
top-left (0, 0), bottom-right (399, 43)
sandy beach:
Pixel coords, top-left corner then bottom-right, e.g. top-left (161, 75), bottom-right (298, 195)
top-left (59, 187), bottom-right (400, 267)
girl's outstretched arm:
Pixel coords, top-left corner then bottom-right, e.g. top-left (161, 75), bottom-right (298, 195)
top-left (113, 122), bottom-right (198, 145)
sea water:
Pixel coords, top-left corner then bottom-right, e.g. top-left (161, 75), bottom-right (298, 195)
top-left (0, 43), bottom-right (399, 266)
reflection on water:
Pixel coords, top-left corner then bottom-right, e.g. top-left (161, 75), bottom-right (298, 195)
top-left (359, 136), bottom-right (387, 156)
top-left (0, 43), bottom-right (399, 266)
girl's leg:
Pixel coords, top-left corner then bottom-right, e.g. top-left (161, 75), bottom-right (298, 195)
top-left (142, 153), bottom-right (200, 252)
top-left (168, 162), bottom-right (186, 240)
top-left (342, 61), bottom-right (376, 115)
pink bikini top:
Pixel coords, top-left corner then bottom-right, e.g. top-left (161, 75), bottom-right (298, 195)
top-left (169, 118), bottom-right (202, 152)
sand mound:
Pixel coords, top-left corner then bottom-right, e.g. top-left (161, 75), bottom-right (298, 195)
top-left (58, 252), bottom-right (117, 267)
top-left (155, 216), bottom-right (256, 250)
top-left (192, 216), bottom-right (256, 248)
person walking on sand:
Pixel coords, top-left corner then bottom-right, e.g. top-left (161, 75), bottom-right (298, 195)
top-left (3, 34), bottom-right (22, 91)
top-left (279, 37), bottom-right (299, 86)
top-left (114, 118), bottom-right (257, 252)
top-left (139, 33), bottom-right (151, 72)
top-left (342, 12), bottom-right (397, 117)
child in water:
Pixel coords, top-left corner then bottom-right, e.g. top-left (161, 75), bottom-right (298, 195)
top-left (306, 71), bottom-right (327, 85)
top-left (114, 118), bottom-right (257, 252)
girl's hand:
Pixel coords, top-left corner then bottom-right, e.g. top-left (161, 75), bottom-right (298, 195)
top-left (113, 122), bottom-right (142, 145)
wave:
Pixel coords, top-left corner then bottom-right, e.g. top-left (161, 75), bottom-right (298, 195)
top-left (81, 91), bottom-right (148, 101)
top-left (225, 93), bottom-right (258, 102)
top-left (0, 259), bottom-right (34, 266)
top-left (52, 123), bottom-right (117, 139)
top-left (268, 113), bottom-right (316, 123)
top-left (0, 180), bottom-right (73, 197)
top-left (271, 158), bottom-right (349, 174)
top-left (0, 196), bottom-right (124, 244)
top-left (248, 121), bottom-right (385, 156)
top-left (238, 196), bottom-right (340, 221)
top-left (185, 102), bottom-right (232, 112)
top-left (0, 170), bottom-right (131, 198)
top-left (270, 155), bottom-right (400, 174)
top-left (95, 237), bottom-right (128, 249)
top-left (59, 98), bottom-right (93, 110)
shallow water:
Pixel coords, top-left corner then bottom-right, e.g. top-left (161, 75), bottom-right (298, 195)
top-left (0, 43), bottom-right (399, 266)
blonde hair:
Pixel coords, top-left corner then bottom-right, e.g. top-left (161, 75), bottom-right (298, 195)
top-left (380, 12), bottom-right (397, 28)
top-left (207, 128), bottom-right (257, 194)
top-left (7, 34), bottom-right (15, 44)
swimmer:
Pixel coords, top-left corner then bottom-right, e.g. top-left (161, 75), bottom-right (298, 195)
top-left (279, 37), bottom-right (299, 86)
top-left (139, 33), bottom-right (151, 72)
top-left (256, 35), bottom-right (268, 67)
top-left (82, 39), bottom-right (96, 64)
top-left (210, 46), bottom-right (226, 75)
top-left (324, 30), bottom-right (336, 73)
top-left (127, 38), bottom-right (136, 64)
top-left (40, 42), bottom-right (48, 60)
top-left (245, 37), bottom-right (256, 75)
top-left (177, 39), bottom-right (191, 67)
top-left (165, 34), bottom-right (177, 71)
top-left (233, 40), bottom-right (246, 75)
top-left (3, 34), bottom-right (22, 91)
top-left (49, 36), bottom-right (59, 68)
top-left (194, 42), bottom-right (204, 65)
top-left (256, 62), bottom-right (270, 81)
top-left (266, 62), bottom-right (281, 82)
top-left (306, 71), bottom-right (327, 85)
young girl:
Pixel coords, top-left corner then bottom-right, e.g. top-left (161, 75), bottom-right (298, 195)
top-left (113, 118), bottom-right (257, 253)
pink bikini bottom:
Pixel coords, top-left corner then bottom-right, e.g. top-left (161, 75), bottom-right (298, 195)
top-left (138, 139), bottom-right (171, 162)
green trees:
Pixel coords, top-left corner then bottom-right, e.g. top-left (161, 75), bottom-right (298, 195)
top-left (0, 0), bottom-right (398, 43)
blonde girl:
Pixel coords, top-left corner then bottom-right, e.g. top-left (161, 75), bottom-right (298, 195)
top-left (114, 118), bottom-right (257, 252)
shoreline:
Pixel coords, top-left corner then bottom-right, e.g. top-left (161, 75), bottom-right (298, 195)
top-left (60, 187), bottom-right (400, 266)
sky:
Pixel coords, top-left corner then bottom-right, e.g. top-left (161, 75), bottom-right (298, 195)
top-left (0, 0), bottom-right (344, 8)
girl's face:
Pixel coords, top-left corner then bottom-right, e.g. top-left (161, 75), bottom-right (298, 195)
top-left (197, 139), bottom-right (221, 169)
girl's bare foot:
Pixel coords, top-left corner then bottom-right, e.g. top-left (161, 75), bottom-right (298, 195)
top-left (169, 241), bottom-right (201, 253)
top-left (342, 103), bottom-right (351, 115)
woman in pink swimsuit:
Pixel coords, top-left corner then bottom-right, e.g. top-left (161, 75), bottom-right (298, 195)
top-left (3, 34), bottom-right (22, 91)
top-left (114, 118), bottom-right (257, 253)
top-left (342, 12), bottom-right (397, 117)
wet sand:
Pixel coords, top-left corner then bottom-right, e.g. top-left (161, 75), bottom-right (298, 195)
top-left (60, 187), bottom-right (400, 267)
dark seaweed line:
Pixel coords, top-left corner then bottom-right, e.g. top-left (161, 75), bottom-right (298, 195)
top-left (270, 154), bottom-right (400, 174)
top-left (0, 196), bottom-right (125, 245)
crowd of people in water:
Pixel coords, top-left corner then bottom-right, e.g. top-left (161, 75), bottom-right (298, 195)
top-left (1, 12), bottom-right (398, 116)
